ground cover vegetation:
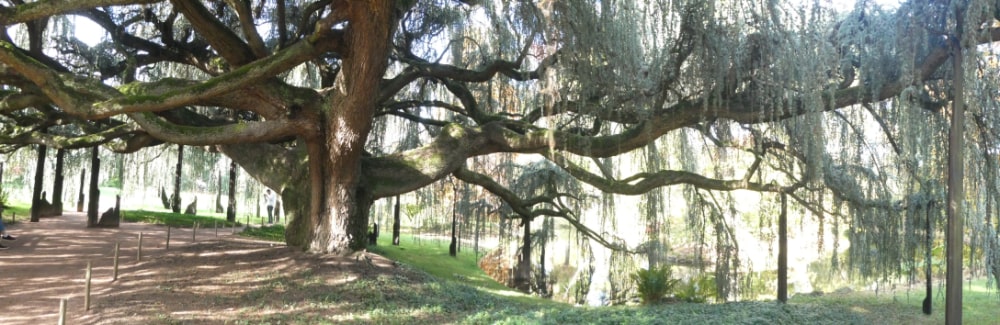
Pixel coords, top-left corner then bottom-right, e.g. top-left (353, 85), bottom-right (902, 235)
top-left (1, 0), bottom-right (999, 322)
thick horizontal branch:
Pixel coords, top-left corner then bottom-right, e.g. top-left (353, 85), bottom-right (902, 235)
top-left (550, 154), bottom-right (791, 195)
top-left (129, 112), bottom-right (304, 145)
top-left (363, 124), bottom-right (490, 198)
top-left (1, 123), bottom-right (139, 149)
top-left (171, 0), bottom-right (258, 66)
top-left (0, 0), bottom-right (162, 25)
top-left (0, 29), bottom-right (339, 120)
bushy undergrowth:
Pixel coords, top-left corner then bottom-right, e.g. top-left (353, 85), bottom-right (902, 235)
top-left (631, 266), bottom-right (680, 304)
top-left (675, 274), bottom-right (718, 303)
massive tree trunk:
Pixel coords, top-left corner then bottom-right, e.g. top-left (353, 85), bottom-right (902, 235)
top-left (226, 2), bottom-right (397, 254)
top-left (301, 2), bottom-right (395, 255)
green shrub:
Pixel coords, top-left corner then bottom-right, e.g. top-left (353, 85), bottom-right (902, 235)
top-left (630, 265), bottom-right (679, 305)
top-left (675, 274), bottom-right (717, 303)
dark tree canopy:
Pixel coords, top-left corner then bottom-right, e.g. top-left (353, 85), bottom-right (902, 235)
top-left (0, 0), bottom-right (998, 298)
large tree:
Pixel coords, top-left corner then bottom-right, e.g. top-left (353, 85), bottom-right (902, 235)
top-left (0, 2), bottom-right (998, 304)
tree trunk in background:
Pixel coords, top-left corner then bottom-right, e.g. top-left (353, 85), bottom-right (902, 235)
top-left (52, 148), bottom-right (65, 214)
top-left (87, 147), bottom-right (100, 227)
top-left (215, 170), bottom-right (224, 213)
top-left (116, 153), bottom-right (124, 190)
top-left (450, 199), bottom-right (458, 257)
top-left (392, 195), bottom-right (401, 246)
top-left (538, 217), bottom-right (551, 296)
top-left (924, 201), bottom-right (934, 315)
top-left (30, 144), bottom-right (46, 222)
top-left (226, 160), bottom-right (237, 222)
top-left (945, 32), bottom-right (966, 324)
top-left (778, 192), bottom-right (788, 303)
top-left (77, 168), bottom-right (85, 212)
top-left (474, 206), bottom-right (481, 257)
top-left (172, 144), bottom-right (183, 213)
top-left (513, 217), bottom-right (532, 292)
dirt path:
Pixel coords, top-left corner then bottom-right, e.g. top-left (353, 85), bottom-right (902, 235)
top-left (0, 211), bottom-right (399, 324)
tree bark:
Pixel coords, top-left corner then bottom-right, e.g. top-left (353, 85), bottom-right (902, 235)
top-left (216, 1), bottom-right (397, 255)
top-left (226, 159), bottom-right (237, 222)
top-left (52, 148), bottom-right (65, 214)
top-left (450, 183), bottom-right (458, 256)
top-left (924, 200), bottom-right (934, 315)
top-left (215, 170), bottom-right (224, 213)
top-left (945, 24), bottom-right (966, 324)
top-left (87, 147), bottom-right (100, 227)
top-left (30, 144), bottom-right (46, 222)
top-left (778, 192), bottom-right (788, 303)
top-left (299, 1), bottom-right (395, 254)
top-left (77, 168), bottom-right (85, 212)
top-left (172, 144), bottom-right (183, 213)
top-left (513, 216), bottom-right (532, 292)
top-left (392, 195), bottom-right (401, 246)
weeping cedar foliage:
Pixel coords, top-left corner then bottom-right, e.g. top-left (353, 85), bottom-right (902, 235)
top-left (0, 0), bottom-right (998, 298)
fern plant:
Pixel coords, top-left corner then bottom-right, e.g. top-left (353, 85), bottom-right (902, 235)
top-left (674, 274), bottom-right (717, 303)
top-left (630, 265), bottom-right (679, 305)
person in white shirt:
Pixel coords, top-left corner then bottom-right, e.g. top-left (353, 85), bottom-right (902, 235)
top-left (264, 189), bottom-right (277, 224)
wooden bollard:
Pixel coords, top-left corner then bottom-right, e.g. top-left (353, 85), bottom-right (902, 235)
top-left (58, 298), bottom-right (67, 325)
top-left (166, 227), bottom-right (171, 250)
top-left (192, 222), bottom-right (198, 242)
top-left (113, 241), bottom-right (120, 281)
top-left (84, 261), bottom-right (92, 311)
top-left (214, 220), bottom-right (218, 237)
top-left (137, 233), bottom-right (143, 262)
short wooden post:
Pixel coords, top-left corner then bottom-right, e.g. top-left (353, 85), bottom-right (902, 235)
top-left (58, 298), bottom-right (67, 325)
top-left (192, 222), bottom-right (198, 242)
top-left (166, 227), bottom-right (171, 250)
top-left (112, 241), bottom-right (120, 281)
top-left (137, 232), bottom-right (143, 262)
top-left (84, 261), bottom-right (92, 311)
top-left (214, 220), bottom-right (218, 237)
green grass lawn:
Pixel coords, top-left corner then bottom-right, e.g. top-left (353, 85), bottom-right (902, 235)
top-left (792, 279), bottom-right (1000, 325)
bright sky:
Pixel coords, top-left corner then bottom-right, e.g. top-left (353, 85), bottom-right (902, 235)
top-left (67, 0), bottom-right (899, 48)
